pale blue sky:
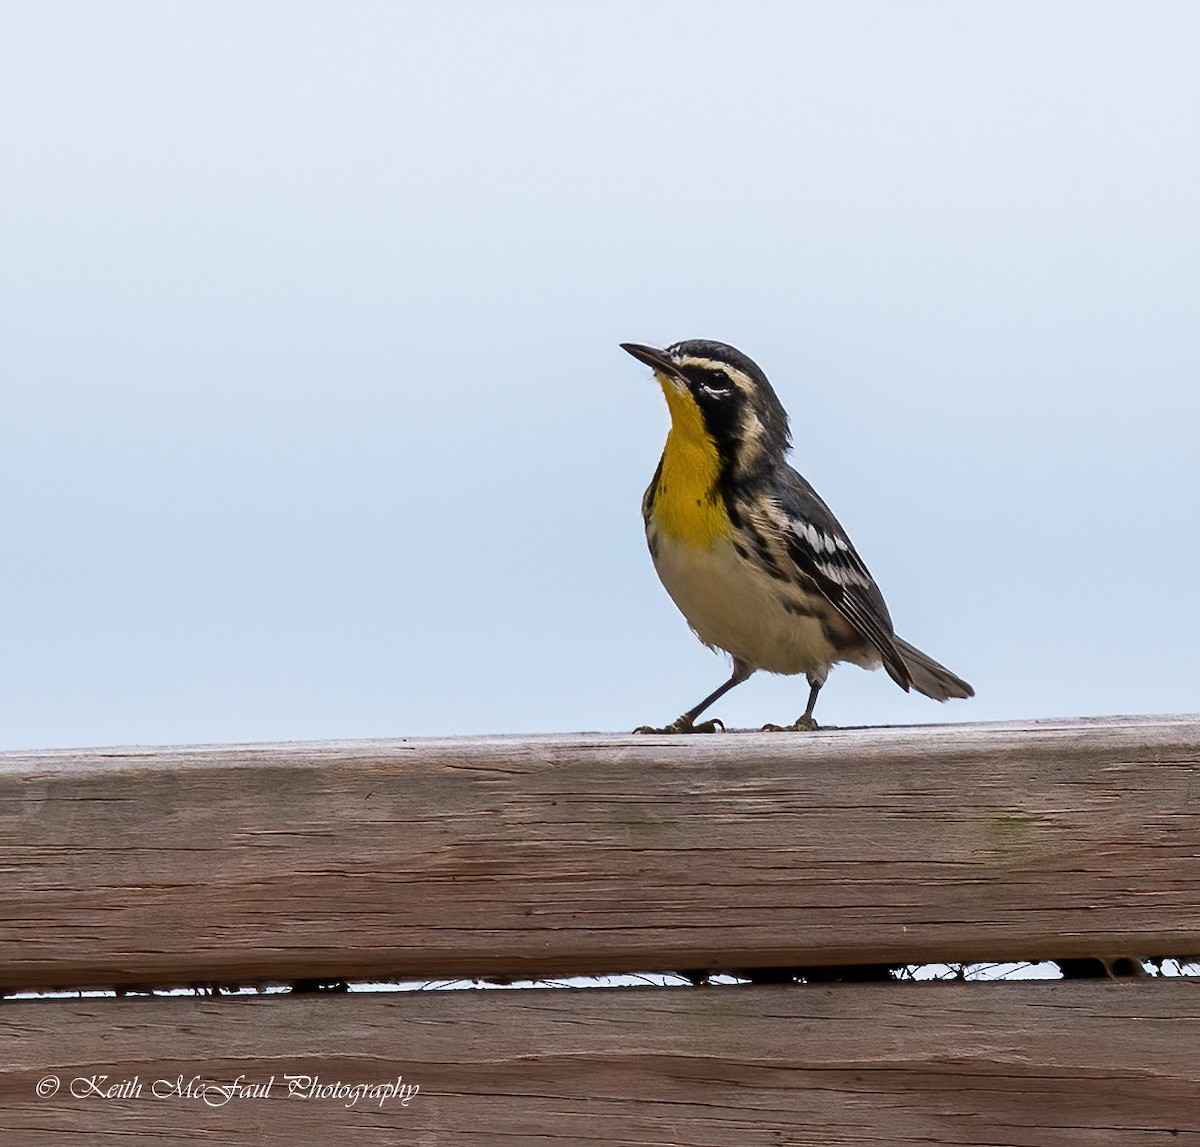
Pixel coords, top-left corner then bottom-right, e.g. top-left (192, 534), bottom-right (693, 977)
top-left (2, 1), bottom-right (1197, 750)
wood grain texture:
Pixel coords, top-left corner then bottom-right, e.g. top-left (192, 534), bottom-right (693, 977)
top-left (2, 716), bottom-right (1199, 991)
top-left (1, 981), bottom-right (1198, 1146)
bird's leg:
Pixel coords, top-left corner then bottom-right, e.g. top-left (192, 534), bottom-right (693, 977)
top-left (792, 679), bottom-right (822, 731)
top-left (762, 677), bottom-right (823, 733)
top-left (635, 663), bottom-right (752, 734)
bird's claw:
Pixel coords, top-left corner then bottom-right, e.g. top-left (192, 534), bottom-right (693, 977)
top-left (634, 716), bottom-right (725, 735)
top-left (761, 716), bottom-right (820, 733)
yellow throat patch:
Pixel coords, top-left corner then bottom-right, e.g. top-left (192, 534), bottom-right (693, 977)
top-left (652, 373), bottom-right (732, 546)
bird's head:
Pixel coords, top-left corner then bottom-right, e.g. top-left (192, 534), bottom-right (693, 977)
top-left (621, 339), bottom-right (790, 481)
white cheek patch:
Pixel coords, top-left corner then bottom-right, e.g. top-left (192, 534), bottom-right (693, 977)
top-left (740, 409), bottom-right (765, 450)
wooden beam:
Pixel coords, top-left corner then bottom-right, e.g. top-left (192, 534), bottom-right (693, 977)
top-left (2, 716), bottom-right (1199, 991)
top-left (1, 981), bottom-right (1198, 1145)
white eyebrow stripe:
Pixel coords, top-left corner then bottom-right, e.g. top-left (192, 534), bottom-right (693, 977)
top-left (672, 357), bottom-right (756, 392)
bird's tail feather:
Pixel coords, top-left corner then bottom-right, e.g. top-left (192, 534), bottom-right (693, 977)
top-left (892, 636), bottom-right (974, 701)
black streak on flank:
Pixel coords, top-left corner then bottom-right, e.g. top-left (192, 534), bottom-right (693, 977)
top-left (746, 528), bottom-right (786, 581)
top-left (782, 599), bottom-right (815, 617)
top-left (819, 616), bottom-right (846, 644)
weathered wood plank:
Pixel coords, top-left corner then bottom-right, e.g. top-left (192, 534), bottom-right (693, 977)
top-left (2, 716), bottom-right (1199, 990)
top-left (1, 981), bottom-right (1198, 1146)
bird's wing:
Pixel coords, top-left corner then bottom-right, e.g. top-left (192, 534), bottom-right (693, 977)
top-left (762, 467), bottom-right (913, 690)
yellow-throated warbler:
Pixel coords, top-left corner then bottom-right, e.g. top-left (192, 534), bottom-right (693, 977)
top-left (622, 339), bottom-right (973, 733)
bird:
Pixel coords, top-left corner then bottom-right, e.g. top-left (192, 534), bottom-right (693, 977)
top-left (622, 339), bottom-right (973, 733)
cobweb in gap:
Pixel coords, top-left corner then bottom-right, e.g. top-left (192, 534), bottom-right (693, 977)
top-left (912, 957), bottom-right (1200, 982)
top-left (901, 962), bottom-right (1060, 981)
top-left (364, 957), bottom-right (1200, 991)
top-left (8, 960), bottom-right (1198, 999)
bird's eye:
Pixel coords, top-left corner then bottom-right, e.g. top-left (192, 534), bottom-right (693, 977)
top-left (699, 370), bottom-right (733, 397)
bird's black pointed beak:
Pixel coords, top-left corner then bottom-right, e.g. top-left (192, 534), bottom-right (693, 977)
top-left (620, 342), bottom-right (678, 376)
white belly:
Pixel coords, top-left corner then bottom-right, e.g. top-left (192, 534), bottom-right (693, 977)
top-left (650, 531), bottom-right (880, 678)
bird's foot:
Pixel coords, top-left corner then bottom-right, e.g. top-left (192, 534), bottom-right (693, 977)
top-left (634, 716), bottom-right (725, 735)
top-left (761, 715), bottom-right (820, 733)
